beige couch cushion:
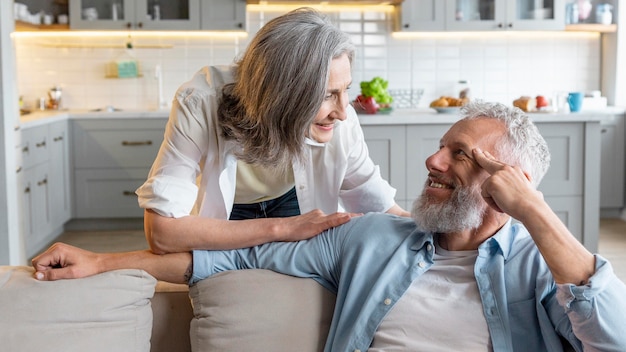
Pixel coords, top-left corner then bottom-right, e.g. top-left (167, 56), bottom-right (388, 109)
top-left (0, 266), bottom-right (156, 352)
top-left (189, 269), bottom-right (336, 352)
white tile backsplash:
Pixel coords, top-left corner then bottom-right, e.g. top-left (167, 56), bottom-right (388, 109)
top-left (14, 8), bottom-right (601, 111)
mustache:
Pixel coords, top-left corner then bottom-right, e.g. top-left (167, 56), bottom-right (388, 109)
top-left (427, 172), bottom-right (456, 188)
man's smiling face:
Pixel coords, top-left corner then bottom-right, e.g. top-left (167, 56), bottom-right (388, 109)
top-left (411, 118), bottom-right (507, 233)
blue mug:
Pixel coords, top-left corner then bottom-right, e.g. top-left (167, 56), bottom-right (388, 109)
top-left (567, 92), bottom-right (584, 112)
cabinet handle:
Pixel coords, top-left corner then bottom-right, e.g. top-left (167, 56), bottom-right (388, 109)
top-left (53, 136), bottom-right (64, 142)
top-left (403, 23), bottom-right (410, 29)
top-left (123, 191), bottom-right (137, 196)
top-left (24, 186), bottom-right (30, 194)
top-left (16, 166), bottom-right (22, 173)
top-left (601, 128), bottom-right (607, 133)
top-left (14, 125), bottom-right (20, 131)
top-left (122, 140), bottom-right (152, 146)
top-left (237, 23), bottom-right (243, 28)
top-left (126, 22), bottom-right (132, 29)
top-left (508, 23), bottom-right (513, 28)
top-left (137, 22), bottom-right (143, 29)
top-left (497, 23), bottom-right (503, 28)
top-left (36, 140), bottom-right (46, 148)
top-left (37, 178), bottom-right (47, 186)
top-left (22, 146), bottom-right (29, 153)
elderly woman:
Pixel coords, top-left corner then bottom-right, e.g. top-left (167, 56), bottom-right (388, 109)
top-left (136, 8), bottom-right (408, 254)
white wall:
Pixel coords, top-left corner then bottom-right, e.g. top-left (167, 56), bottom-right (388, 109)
top-left (1, 1), bottom-right (25, 265)
top-left (13, 8), bottom-right (603, 111)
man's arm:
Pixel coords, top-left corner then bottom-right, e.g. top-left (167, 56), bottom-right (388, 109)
top-left (32, 243), bottom-right (192, 284)
top-left (473, 148), bottom-right (595, 285)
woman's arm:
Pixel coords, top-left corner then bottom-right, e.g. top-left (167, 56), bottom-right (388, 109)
top-left (386, 203), bottom-right (411, 217)
top-left (144, 209), bottom-right (356, 254)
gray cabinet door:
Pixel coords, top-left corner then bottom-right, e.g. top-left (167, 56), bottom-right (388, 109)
top-left (362, 125), bottom-right (407, 208)
top-left (536, 123), bottom-right (584, 196)
top-left (201, 0), bottom-right (246, 31)
top-left (48, 120), bottom-right (71, 228)
top-left (600, 116), bottom-right (625, 209)
top-left (406, 124), bottom-right (450, 202)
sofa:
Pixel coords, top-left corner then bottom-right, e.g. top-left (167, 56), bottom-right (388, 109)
top-left (0, 266), bottom-right (336, 352)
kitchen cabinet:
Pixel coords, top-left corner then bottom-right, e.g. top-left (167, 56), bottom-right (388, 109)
top-left (361, 126), bottom-right (407, 209)
top-left (17, 120), bottom-right (71, 258)
top-left (397, 0), bottom-right (565, 32)
top-left (201, 0), bottom-right (246, 31)
top-left (69, 0), bottom-right (201, 30)
top-left (71, 118), bottom-right (166, 218)
top-left (395, 0), bottom-right (445, 31)
top-left (599, 114), bottom-right (625, 212)
top-left (362, 118), bottom-right (601, 252)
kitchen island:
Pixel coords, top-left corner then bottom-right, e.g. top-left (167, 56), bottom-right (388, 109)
top-left (16, 107), bottom-right (624, 255)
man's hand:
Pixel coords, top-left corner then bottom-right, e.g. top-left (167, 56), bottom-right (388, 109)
top-left (32, 243), bottom-right (102, 281)
top-left (473, 147), bottom-right (544, 221)
top-left (275, 209), bottom-right (361, 242)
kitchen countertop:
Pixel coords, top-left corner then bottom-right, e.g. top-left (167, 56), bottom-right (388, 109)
top-left (19, 106), bottom-right (626, 129)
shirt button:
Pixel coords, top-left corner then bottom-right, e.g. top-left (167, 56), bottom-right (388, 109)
top-left (426, 244), bottom-right (433, 251)
top-left (354, 350), bottom-right (361, 352)
top-left (384, 298), bottom-right (392, 305)
top-left (418, 261), bottom-right (426, 268)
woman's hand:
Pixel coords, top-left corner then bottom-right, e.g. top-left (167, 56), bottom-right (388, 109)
top-left (274, 209), bottom-right (360, 242)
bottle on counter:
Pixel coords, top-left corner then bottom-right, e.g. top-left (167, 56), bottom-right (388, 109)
top-left (456, 80), bottom-right (471, 100)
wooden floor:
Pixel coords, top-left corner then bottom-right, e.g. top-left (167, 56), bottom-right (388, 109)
top-left (54, 218), bottom-right (626, 282)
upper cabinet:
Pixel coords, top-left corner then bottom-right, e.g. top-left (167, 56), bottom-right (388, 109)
top-left (397, 0), bottom-right (566, 31)
top-left (201, 0), bottom-right (246, 31)
top-left (446, 0), bottom-right (565, 31)
top-left (395, 0), bottom-right (445, 31)
top-left (68, 0), bottom-right (245, 31)
top-left (70, 0), bottom-right (201, 30)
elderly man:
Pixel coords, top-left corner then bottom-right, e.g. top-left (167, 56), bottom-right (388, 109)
top-left (33, 101), bottom-right (626, 351)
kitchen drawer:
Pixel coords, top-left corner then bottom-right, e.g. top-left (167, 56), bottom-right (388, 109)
top-left (72, 119), bottom-right (166, 169)
top-left (73, 168), bottom-right (150, 218)
top-left (20, 124), bottom-right (49, 169)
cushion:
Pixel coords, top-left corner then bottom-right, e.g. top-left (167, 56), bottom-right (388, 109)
top-left (0, 266), bottom-right (156, 352)
top-left (189, 269), bottom-right (336, 352)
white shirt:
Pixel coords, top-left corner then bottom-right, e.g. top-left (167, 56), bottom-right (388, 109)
top-left (370, 241), bottom-right (492, 351)
top-left (136, 65), bottom-right (397, 219)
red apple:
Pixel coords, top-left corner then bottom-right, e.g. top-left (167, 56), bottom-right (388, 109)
top-left (354, 95), bottom-right (379, 114)
top-left (536, 95), bottom-right (549, 108)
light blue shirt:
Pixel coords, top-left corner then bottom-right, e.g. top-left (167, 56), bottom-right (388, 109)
top-left (191, 213), bottom-right (626, 351)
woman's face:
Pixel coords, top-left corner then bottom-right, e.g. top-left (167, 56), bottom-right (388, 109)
top-left (309, 54), bottom-right (352, 143)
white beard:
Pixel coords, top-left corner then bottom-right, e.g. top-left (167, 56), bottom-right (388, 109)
top-left (411, 181), bottom-right (487, 234)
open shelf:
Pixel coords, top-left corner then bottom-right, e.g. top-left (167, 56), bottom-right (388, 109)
top-left (565, 23), bottom-right (617, 33)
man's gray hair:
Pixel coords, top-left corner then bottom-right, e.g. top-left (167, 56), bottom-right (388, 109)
top-left (460, 100), bottom-right (551, 187)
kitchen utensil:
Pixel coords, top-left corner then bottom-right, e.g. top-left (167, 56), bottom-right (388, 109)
top-left (47, 86), bottom-right (62, 110)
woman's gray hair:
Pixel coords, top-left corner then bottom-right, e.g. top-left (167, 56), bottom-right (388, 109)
top-left (218, 8), bottom-right (355, 172)
top-left (460, 100), bottom-right (551, 187)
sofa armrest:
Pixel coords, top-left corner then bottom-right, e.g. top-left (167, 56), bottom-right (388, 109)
top-left (0, 266), bottom-right (155, 352)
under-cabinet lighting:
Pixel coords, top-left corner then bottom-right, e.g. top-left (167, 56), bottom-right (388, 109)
top-left (392, 31), bottom-right (600, 40)
top-left (247, 4), bottom-right (395, 13)
top-left (11, 31), bottom-right (248, 39)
